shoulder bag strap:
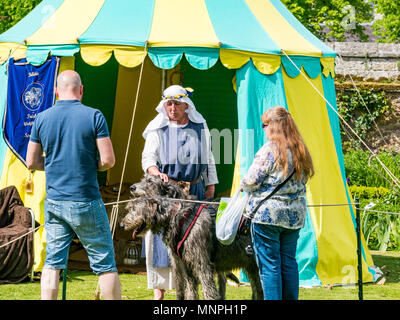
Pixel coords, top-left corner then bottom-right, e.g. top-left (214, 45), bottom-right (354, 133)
top-left (251, 169), bottom-right (296, 217)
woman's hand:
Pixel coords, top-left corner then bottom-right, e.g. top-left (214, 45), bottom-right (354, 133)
top-left (205, 185), bottom-right (215, 199)
top-left (147, 166), bottom-right (169, 183)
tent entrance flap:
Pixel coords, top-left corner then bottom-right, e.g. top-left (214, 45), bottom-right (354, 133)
top-left (74, 52), bottom-right (119, 186)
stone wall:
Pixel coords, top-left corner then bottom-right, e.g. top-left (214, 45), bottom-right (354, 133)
top-left (326, 42), bottom-right (400, 152)
top-left (327, 42), bottom-right (400, 81)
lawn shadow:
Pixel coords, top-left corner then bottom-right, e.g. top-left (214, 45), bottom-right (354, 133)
top-left (62, 270), bottom-right (92, 283)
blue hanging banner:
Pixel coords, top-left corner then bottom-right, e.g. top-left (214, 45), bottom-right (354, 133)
top-left (2, 56), bottom-right (60, 166)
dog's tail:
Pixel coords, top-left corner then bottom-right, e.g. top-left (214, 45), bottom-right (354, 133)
top-left (225, 272), bottom-right (240, 284)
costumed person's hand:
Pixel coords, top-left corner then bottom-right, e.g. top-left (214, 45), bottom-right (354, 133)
top-left (205, 185), bottom-right (215, 200)
top-left (147, 166), bottom-right (169, 183)
top-left (158, 172), bottom-right (169, 183)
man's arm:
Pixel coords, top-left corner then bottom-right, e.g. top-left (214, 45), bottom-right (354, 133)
top-left (26, 141), bottom-right (45, 171)
top-left (96, 137), bottom-right (115, 171)
top-left (204, 184), bottom-right (215, 200)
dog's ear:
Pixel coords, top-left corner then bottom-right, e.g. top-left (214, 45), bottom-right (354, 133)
top-left (176, 181), bottom-right (190, 196)
top-left (160, 182), bottom-right (172, 196)
top-left (157, 203), bottom-right (166, 215)
top-left (150, 199), bottom-right (166, 215)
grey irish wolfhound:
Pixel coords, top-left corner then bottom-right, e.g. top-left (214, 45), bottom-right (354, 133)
top-left (121, 174), bottom-right (263, 300)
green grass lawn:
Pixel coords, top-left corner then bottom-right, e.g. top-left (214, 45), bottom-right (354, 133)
top-left (0, 251), bottom-right (399, 300)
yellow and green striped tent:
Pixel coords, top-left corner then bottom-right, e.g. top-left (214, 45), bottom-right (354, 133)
top-left (0, 0), bottom-right (375, 286)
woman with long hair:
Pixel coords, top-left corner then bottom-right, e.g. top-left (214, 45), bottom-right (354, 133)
top-left (240, 106), bottom-right (314, 300)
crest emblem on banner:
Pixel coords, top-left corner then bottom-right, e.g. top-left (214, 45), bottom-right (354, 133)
top-left (23, 82), bottom-right (44, 112)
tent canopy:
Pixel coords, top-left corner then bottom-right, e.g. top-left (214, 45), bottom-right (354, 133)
top-left (0, 0), bottom-right (335, 73)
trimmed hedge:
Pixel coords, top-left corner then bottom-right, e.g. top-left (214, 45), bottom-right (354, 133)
top-left (349, 185), bottom-right (391, 200)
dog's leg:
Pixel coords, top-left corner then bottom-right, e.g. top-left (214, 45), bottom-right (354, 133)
top-left (194, 263), bottom-right (220, 300)
top-left (171, 255), bottom-right (199, 300)
top-left (245, 265), bottom-right (264, 300)
top-left (184, 273), bottom-right (199, 300)
top-left (217, 273), bottom-right (226, 300)
top-left (250, 275), bottom-right (264, 300)
top-left (170, 257), bottom-right (186, 300)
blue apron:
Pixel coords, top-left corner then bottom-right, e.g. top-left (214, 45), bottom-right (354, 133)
top-left (149, 121), bottom-right (208, 267)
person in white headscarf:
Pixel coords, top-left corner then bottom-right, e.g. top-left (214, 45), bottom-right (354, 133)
top-left (141, 84), bottom-right (218, 300)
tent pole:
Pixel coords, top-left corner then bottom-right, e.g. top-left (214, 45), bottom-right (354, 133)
top-left (29, 209), bottom-right (35, 282)
top-left (95, 42), bottom-right (148, 300)
top-left (62, 268), bottom-right (67, 300)
top-left (355, 197), bottom-right (363, 300)
top-left (162, 69), bottom-right (167, 92)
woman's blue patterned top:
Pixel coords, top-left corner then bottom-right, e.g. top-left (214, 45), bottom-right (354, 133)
top-left (240, 141), bottom-right (308, 229)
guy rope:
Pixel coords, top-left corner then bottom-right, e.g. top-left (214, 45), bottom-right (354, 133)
top-left (281, 50), bottom-right (400, 189)
top-left (1, 200), bottom-right (397, 251)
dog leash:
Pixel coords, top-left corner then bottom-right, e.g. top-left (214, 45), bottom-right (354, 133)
top-left (104, 197), bottom-right (219, 207)
top-left (104, 196), bottom-right (361, 208)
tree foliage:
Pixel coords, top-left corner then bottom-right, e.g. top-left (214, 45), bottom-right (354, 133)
top-left (1, 0), bottom-right (399, 44)
top-left (281, 0), bottom-right (374, 41)
top-left (372, 0), bottom-right (400, 43)
top-left (0, 0), bottom-right (42, 35)
top-left (0, 0), bottom-right (376, 41)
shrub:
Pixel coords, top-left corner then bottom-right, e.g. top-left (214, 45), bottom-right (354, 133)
top-left (349, 185), bottom-right (390, 199)
top-left (344, 149), bottom-right (400, 251)
top-left (337, 88), bottom-right (390, 148)
top-left (356, 192), bottom-right (400, 252)
top-left (344, 149), bottom-right (400, 190)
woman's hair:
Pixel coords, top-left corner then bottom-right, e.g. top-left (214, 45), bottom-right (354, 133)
top-left (261, 106), bottom-right (314, 181)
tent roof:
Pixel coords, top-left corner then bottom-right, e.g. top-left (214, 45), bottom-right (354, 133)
top-left (0, 0), bottom-right (336, 76)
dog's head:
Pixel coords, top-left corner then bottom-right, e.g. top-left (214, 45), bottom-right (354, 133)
top-left (130, 174), bottom-right (192, 199)
top-left (120, 197), bottom-right (178, 239)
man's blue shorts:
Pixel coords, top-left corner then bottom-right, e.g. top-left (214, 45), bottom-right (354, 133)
top-left (44, 198), bottom-right (117, 275)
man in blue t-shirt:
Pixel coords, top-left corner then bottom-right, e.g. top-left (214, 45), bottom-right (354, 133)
top-left (26, 70), bottom-right (121, 300)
